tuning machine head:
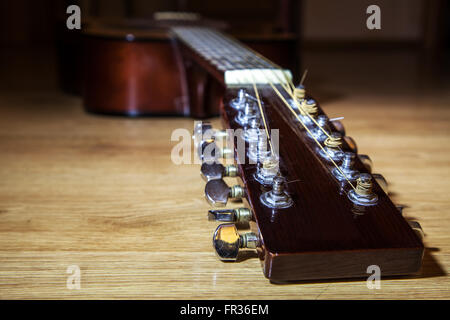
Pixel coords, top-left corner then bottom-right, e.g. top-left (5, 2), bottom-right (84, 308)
top-left (205, 179), bottom-right (245, 207)
top-left (213, 223), bottom-right (258, 261)
top-left (197, 140), bottom-right (233, 163)
top-left (358, 154), bottom-right (373, 173)
top-left (208, 208), bottom-right (252, 223)
top-left (193, 121), bottom-right (227, 150)
top-left (201, 162), bottom-right (238, 182)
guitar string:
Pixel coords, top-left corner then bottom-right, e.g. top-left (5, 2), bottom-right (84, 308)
top-left (251, 80), bottom-right (275, 156)
top-left (260, 69), bottom-right (357, 191)
top-left (186, 29), bottom-right (352, 188)
top-left (267, 68), bottom-right (346, 155)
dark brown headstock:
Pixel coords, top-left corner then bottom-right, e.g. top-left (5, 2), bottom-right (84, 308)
top-left (199, 85), bottom-right (424, 282)
top-left (180, 26), bottom-right (424, 282)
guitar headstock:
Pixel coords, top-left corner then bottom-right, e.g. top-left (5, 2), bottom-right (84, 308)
top-left (195, 82), bottom-right (424, 282)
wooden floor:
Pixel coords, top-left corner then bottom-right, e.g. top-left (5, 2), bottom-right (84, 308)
top-left (0, 49), bottom-right (449, 299)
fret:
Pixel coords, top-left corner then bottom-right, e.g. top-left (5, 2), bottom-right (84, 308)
top-left (172, 26), bottom-right (292, 85)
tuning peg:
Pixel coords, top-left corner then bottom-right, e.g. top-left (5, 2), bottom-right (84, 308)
top-left (230, 89), bottom-right (248, 110)
top-left (260, 176), bottom-right (293, 209)
top-left (213, 223), bottom-right (258, 261)
top-left (201, 162), bottom-right (238, 182)
top-left (205, 179), bottom-right (245, 207)
top-left (372, 173), bottom-right (388, 194)
top-left (358, 154), bottom-right (373, 173)
top-left (332, 152), bottom-right (359, 181)
top-left (197, 140), bottom-right (233, 163)
top-left (408, 221), bottom-right (424, 241)
top-left (343, 136), bottom-right (357, 153)
top-left (329, 119), bottom-right (345, 136)
top-left (193, 121), bottom-right (227, 141)
top-left (208, 208), bottom-right (252, 223)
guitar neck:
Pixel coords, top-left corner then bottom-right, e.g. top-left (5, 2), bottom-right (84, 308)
top-left (171, 26), bottom-right (292, 86)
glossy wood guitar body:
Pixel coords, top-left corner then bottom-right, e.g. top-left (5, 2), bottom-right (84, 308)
top-left (82, 20), bottom-right (297, 118)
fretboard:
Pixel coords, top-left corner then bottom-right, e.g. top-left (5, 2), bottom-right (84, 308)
top-left (171, 26), bottom-right (291, 85)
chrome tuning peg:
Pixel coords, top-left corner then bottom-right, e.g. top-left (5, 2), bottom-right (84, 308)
top-left (260, 176), bottom-right (293, 209)
top-left (230, 89), bottom-right (248, 110)
top-left (205, 179), bottom-right (245, 207)
top-left (197, 140), bottom-right (233, 163)
top-left (200, 162), bottom-right (238, 182)
top-left (332, 152), bottom-right (359, 181)
top-left (208, 208), bottom-right (252, 223)
top-left (358, 154), bottom-right (373, 173)
top-left (213, 223), bottom-right (258, 261)
top-left (372, 173), bottom-right (388, 194)
top-left (193, 121), bottom-right (227, 142)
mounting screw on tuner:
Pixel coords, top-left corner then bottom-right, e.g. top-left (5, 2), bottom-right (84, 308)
top-left (213, 223), bottom-right (258, 261)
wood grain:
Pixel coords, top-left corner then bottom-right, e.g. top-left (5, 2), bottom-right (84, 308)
top-left (0, 53), bottom-right (449, 299)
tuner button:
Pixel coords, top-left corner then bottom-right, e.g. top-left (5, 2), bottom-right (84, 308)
top-left (344, 136), bottom-right (358, 153)
top-left (358, 154), bottom-right (373, 173)
top-left (193, 121), bottom-right (228, 150)
top-left (331, 119), bottom-right (346, 136)
top-left (198, 141), bottom-right (232, 163)
top-left (200, 163), bottom-right (238, 182)
top-left (201, 162), bottom-right (225, 182)
top-left (205, 179), bottom-right (244, 207)
top-left (208, 208), bottom-right (252, 223)
top-left (372, 173), bottom-right (388, 194)
top-left (408, 221), bottom-right (424, 241)
top-left (213, 224), bottom-right (258, 261)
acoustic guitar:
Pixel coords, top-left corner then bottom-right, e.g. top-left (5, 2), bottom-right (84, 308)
top-left (178, 26), bottom-right (425, 282)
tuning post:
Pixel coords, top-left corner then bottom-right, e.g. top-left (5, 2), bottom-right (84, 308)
top-left (235, 102), bottom-right (259, 126)
top-left (230, 88), bottom-right (248, 110)
top-left (248, 132), bottom-right (272, 164)
top-left (213, 223), bottom-right (258, 261)
top-left (260, 176), bottom-right (293, 209)
top-left (319, 132), bottom-right (344, 161)
top-left (308, 115), bottom-right (329, 142)
top-left (254, 156), bottom-right (280, 185)
top-left (200, 162), bottom-right (238, 182)
top-left (205, 179), bottom-right (245, 207)
top-left (208, 208), bottom-right (252, 223)
top-left (348, 173), bottom-right (378, 206)
top-left (242, 118), bottom-right (261, 143)
top-left (332, 152), bottom-right (360, 181)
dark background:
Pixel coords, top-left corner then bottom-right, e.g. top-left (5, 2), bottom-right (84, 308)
top-left (0, 0), bottom-right (448, 93)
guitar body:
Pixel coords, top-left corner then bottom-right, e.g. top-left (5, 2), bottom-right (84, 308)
top-left (83, 21), bottom-right (190, 116)
top-left (82, 19), bottom-right (298, 118)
